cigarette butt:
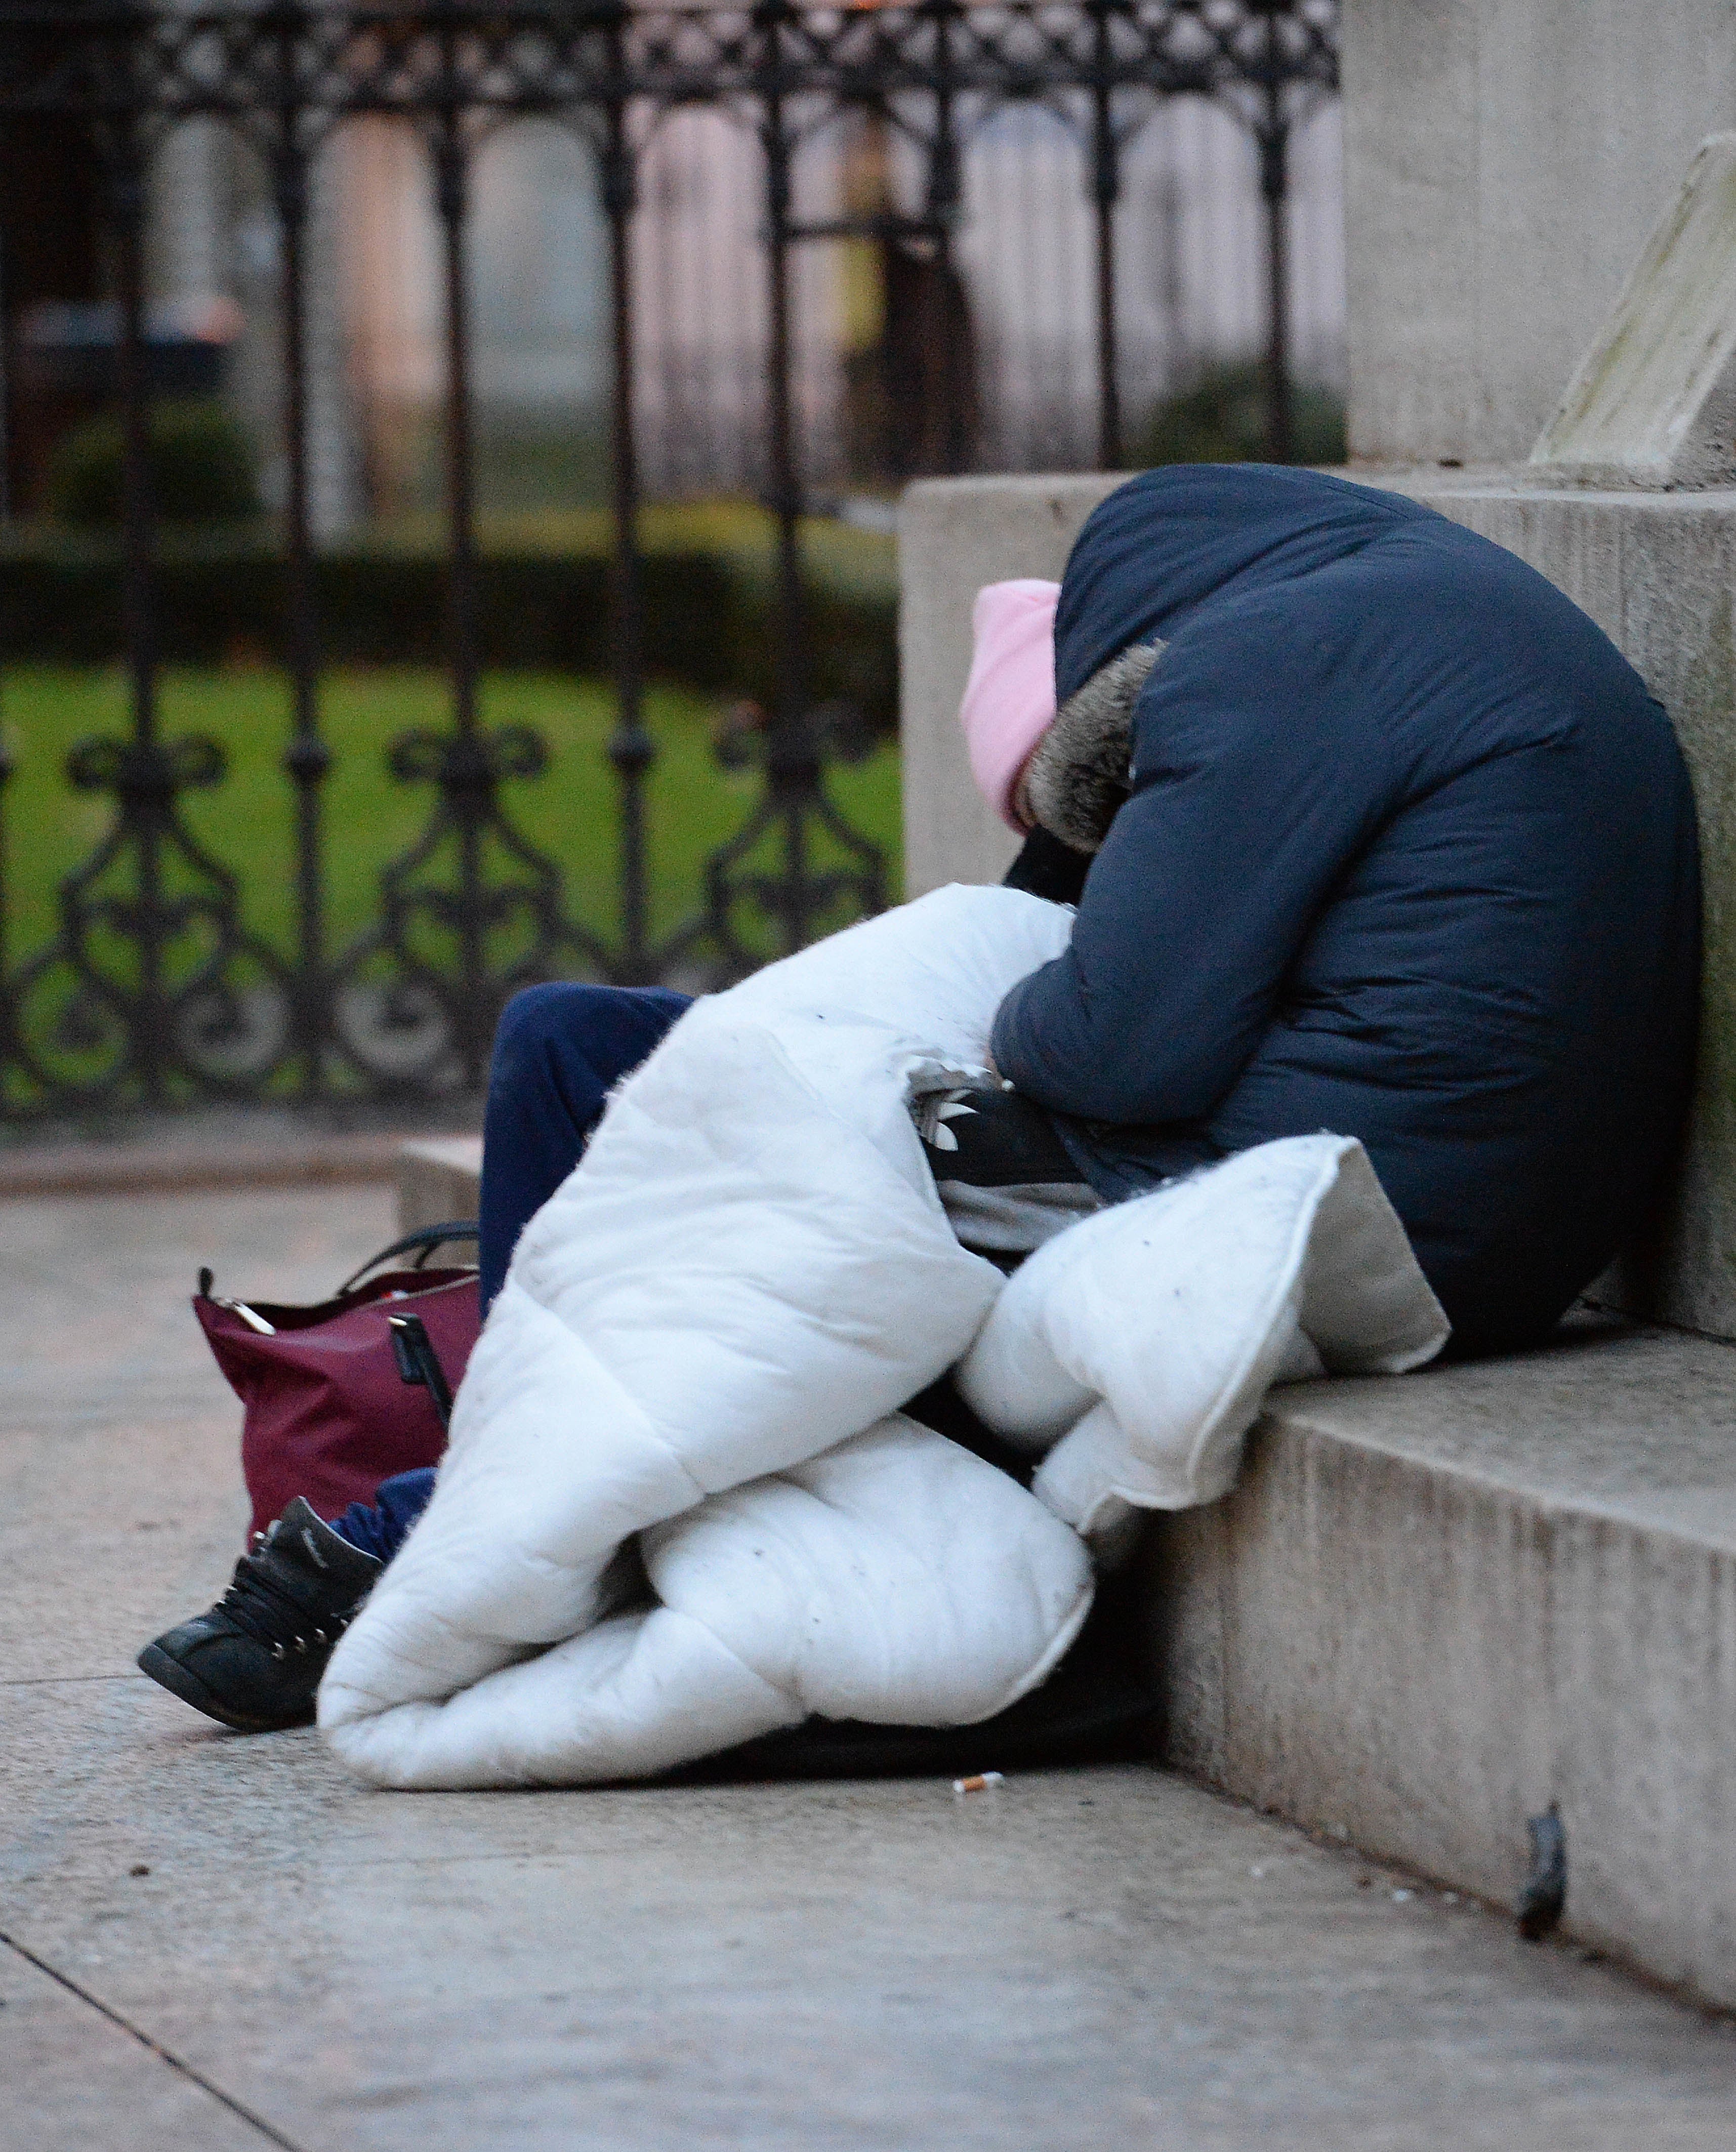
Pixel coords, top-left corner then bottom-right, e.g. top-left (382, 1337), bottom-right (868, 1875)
top-left (952, 1771), bottom-right (1005, 1794)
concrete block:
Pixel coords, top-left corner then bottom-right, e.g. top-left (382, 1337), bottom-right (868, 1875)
top-left (1341, 0), bottom-right (1736, 466)
top-left (1149, 1321), bottom-right (1736, 2009)
top-left (0, 1129), bottom-right (401, 1199)
top-left (1534, 134), bottom-right (1736, 488)
top-left (898, 474), bottom-right (1120, 896)
top-left (396, 1133), bottom-right (482, 1237)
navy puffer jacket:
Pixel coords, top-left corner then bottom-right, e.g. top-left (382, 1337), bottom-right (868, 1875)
top-left (992, 466), bottom-right (1701, 1354)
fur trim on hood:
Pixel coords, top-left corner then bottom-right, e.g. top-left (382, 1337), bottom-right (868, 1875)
top-left (1024, 640), bottom-right (1162, 855)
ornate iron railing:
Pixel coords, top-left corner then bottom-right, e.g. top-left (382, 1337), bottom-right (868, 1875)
top-left (0, 0), bottom-right (1336, 1110)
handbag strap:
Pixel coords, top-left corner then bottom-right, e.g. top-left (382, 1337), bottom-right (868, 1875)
top-left (336, 1221), bottom-right (479, 1299)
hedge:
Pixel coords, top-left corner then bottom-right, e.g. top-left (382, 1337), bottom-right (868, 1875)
top-left (0, 537), bottom-right (898, 734)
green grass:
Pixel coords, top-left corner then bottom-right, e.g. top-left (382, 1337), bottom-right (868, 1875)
top-left (0, 664), bottom-right (902, 978)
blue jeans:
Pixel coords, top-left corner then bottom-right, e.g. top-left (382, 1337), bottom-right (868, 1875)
top-left (478, 981), bottom-right (693, 1311)
top-left (329, 982), bottom-right (690, 1562)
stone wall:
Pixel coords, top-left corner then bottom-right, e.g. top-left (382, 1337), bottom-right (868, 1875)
top-left (1341, 0), bottom-right (1736, 466)
top-left (899, 474), bottom-right (1120, 896)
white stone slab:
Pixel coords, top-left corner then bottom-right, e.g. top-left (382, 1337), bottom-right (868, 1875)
top-left (1534, 134), bottom-right (1736, 488)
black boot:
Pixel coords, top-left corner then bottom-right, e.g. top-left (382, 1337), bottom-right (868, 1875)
top-left (137, 1498), bottom-right (382, 1733)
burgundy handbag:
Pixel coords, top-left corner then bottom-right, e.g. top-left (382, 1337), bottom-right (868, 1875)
top-left (195, 1223), bottom-right (481, 1543)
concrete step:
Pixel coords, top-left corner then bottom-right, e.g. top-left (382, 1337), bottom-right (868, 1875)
top-left (396, 1133), bottom-right (484, 1236)
top-left (1152, 1321), bottom-right (1736, 2008)
top-left (0, 1128), bottom-right (406, 1198)
top-left (393, 1138), bottom-right (1736, 2008)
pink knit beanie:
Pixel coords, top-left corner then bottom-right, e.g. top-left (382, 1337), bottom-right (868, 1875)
top-left (958, 578), bottom-right (1061, 830)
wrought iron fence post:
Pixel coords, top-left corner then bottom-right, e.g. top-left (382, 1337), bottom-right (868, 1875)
top-left (1257, 8), bottom-right (1293, 464)
top-left (325, 5), bottom-right (608, 1090)
top-left (432, 130), bottom-right (479, 726)
top-left (108, 128), bottom-right (170, 1100)
top-left (756, 0), bottom-right (816, 956)
top-left (1089, 0), bottom-right (1123, 470)
top-left (924, 0), bottom-right (968, 477)
top-left (2, 65), bottom-right (290, 1106)
top-left (269, 14), bottom-right (330, 1092)
top-left (600, 1), bottom-right (654, 983)
top-left (0, 731), bottom-right (12, 1083)
top-left (0, 183), bottom-right (11, 1085)
top-left (432, 12), bottom-right (489, 1081)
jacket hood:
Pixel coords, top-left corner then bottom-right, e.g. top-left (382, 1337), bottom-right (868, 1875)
top-left (1053, 464), bottom-right (1434, 703)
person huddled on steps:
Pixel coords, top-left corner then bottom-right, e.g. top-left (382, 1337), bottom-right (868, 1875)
top-left (139, 463), bottom-right (1701, 1736)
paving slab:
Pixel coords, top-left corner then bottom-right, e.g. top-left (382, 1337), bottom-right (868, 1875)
top-left (0, 1187), bottom-right (397, 1685)
top-left (1, 1931), bottom-right (270, 2152)
top-left (5, 1185), bottom-right (1736, 2150)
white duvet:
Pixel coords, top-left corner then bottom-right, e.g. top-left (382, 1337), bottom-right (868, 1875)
top-left (320, 886), bottom-right (1448, 1789)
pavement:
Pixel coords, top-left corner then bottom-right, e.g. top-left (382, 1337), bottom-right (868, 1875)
top-left (5, 1184), bottom-right (1736, 2151)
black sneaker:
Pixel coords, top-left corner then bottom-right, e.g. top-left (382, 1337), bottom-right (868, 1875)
top-left (137, 1498), bottom-right (382, 1733)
